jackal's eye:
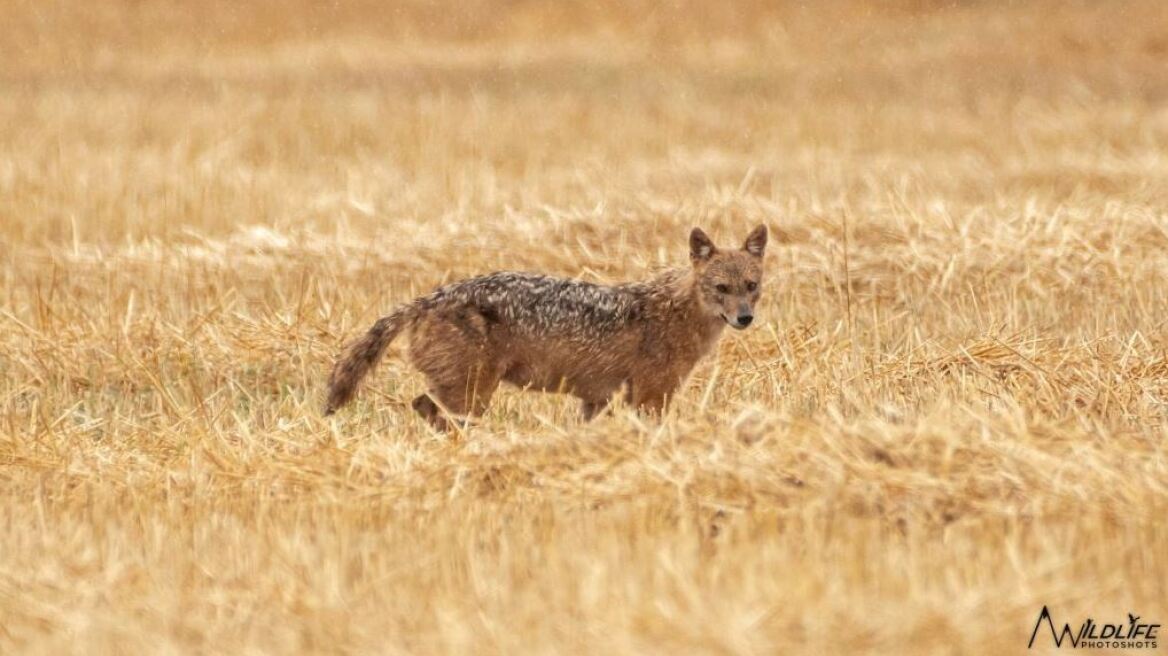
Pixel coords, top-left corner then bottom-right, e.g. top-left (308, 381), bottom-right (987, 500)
top-left (715, 284), bottom-right (729, 294)
top-left (745, 281), bottom-right (758, 292)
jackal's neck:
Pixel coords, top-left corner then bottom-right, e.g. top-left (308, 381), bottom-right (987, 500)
top-left (648, 267), bottom-right (725, 338)
top-left (644, 267), bottom-right (695, 301)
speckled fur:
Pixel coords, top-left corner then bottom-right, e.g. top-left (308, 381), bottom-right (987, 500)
top-left (325, 225), bottom-right (768, 429)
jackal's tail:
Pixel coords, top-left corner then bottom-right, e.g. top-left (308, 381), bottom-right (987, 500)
top-left (324, 305), bottom-right (418, 415)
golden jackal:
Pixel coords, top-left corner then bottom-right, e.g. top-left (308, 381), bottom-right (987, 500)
top-left (325, 225), bottom-right (767, 429)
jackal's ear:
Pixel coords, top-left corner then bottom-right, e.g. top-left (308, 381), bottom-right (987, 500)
top-left (743, 224), bottom-right (767, 258)
top-left (690, 227), bottom-right (717, 263)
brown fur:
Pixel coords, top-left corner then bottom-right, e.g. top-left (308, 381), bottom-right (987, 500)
top-left (324, 225), bottom-right (767, 429)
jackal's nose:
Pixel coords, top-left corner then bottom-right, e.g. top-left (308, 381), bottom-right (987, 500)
top-left (737, 314), bottom-right (753, 327)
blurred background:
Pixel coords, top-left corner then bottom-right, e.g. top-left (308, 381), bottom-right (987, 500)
top-left (6, 0), bottom-right (1167, 243)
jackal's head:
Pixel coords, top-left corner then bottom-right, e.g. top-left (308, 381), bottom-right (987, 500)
top-left (689, 225), bottom-right (767, 330)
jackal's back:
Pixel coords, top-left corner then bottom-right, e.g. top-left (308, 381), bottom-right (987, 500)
top-left (421, 271), bottom-right (645, 340)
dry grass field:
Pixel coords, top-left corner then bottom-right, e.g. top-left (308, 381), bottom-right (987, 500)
top-left (3, 1), bottom-right (1168, 653)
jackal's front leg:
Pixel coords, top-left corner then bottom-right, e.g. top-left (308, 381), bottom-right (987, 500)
top-left (627, 378), bottom-right (677, 416)
top-left (580, 399), bottom-right (610, 421)
top-left (634, 393), bottom-right (669, 415)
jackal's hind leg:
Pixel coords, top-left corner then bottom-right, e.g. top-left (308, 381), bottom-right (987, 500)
top-left (408, 310), bottom-right (502, 432)
top-left (411, 393), bottom-right (482, 432)
top-left (411, 364), bottom-right (501, 432)
top-left (411, 394), bottom-right (451, 431)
